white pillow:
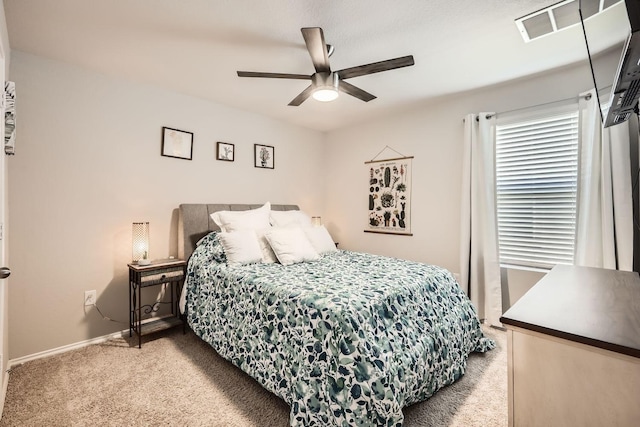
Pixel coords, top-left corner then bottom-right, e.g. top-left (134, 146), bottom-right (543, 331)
top-left (255, 228), bottom-right (278, 264)
top-left (264, 227), bottom-right (319, 266)
top-left (303, 226), bottom-right (338, 254)
top-left (211, 202), bottom-right (271, 232)
top-left (269, 209), bottom-right (312, 228)
top-left (217, 230), bottom-right (263, 266)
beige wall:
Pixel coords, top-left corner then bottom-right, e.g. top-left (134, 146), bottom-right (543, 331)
top-left (323, 50), bottom-right (620, 302)
top-left (7, 51), bottom-right (326, 359)
top-left (503, 268), bottom-right (546, 309)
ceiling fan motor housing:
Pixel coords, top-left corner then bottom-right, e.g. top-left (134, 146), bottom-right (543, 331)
top-left (312, 72), bottom-right (339, 90)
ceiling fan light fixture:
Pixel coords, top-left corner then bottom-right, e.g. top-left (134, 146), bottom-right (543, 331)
top-left (312, 88), bottom-right (339, 102)
top-left (312, 72), bottom-right (339, 102)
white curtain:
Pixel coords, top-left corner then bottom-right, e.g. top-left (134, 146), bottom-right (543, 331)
top-left (459, 113), bottom-right (503, 327)
top-left (575, 89), bottom-right (633, 271)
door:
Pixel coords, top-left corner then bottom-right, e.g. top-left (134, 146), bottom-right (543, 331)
top-left (0, 37), bottom-right (8, 414)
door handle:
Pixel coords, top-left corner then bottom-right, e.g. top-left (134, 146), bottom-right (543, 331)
top-left (0, 267), bottom-right (10, 279)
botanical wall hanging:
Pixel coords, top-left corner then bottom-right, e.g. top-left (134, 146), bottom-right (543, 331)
top-left (365, 148), bottom-right (413, 236)
top-left (4, 81), bottom-right (15, 155)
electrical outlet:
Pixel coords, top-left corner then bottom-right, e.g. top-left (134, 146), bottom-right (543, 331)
top-left (84, 290), bottom-right (96, 306)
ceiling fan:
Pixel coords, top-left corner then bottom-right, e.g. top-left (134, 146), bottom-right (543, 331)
top-left (236, 27), bottom-right (415, 106)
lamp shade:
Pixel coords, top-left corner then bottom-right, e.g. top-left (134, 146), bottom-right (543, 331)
top-left (132, 222), bottom-right (150, 265)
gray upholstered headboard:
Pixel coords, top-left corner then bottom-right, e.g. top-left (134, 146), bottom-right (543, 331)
top-left (178, 204), bottom-right (299, 261)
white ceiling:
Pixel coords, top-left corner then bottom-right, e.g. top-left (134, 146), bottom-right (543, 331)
top-left (2, 0), bottom-right (630, 132)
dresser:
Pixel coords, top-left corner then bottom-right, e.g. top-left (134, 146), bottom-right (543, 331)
top-left (500, 265), bottom-right (640, 427)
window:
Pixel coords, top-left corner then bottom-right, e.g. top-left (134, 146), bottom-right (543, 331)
top-left (495, 110), bottom-right (579, 269)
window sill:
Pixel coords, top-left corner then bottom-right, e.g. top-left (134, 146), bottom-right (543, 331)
top-left (500, 263), bottom-right (552, 274)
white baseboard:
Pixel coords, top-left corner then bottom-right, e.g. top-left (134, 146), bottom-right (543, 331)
top-left (7, 329), bottom-right (127, 369)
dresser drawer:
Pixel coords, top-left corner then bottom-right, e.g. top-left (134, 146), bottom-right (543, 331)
top-left (140, 266), bottom-right (184, 286)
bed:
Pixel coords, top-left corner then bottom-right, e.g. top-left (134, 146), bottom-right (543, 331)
top-left (178, 203), bottom-right (494, 426)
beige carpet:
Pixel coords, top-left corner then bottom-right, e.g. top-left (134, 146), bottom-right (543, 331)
top-left (0, 326), bottom-right (506, 426)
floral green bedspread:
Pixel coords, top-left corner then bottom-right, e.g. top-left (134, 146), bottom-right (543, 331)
top-left (184, 232), bottom-right (494, 427)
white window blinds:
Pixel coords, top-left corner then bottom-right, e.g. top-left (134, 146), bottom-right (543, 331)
top-left (495, 111), bottom-right (579, 269)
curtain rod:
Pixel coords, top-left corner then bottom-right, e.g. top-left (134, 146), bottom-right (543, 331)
top-left (471, 85), bottom-right (611, 121)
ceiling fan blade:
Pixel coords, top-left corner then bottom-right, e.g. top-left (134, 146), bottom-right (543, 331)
top-left (288, 85), bottom-right (314, 106)
top-left (237, 71), bottom-right (311, 80)
top-left (338, 80), bottom-right (376, 102)
top-left (301, 27), bottom-right (331, 73)
top-left (337, 55), bottom-right (415, 80)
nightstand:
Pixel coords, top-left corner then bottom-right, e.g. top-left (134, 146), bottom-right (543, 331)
top-left (128, 259), bottom-right (187, 348)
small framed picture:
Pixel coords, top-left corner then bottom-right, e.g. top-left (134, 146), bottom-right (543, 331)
top-left (161, 127), bottom-right (193, 160)
top-left (216, 142), bottom-right (235, 162)
top-left (254, 144), bottom-right (274, 169)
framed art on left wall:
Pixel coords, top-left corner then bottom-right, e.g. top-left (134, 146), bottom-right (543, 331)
top-left (161, 127), bottom-right (193, 160)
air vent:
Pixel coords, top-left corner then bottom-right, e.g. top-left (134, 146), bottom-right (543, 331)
top-left (516, 0), bottom-right (622, 42)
